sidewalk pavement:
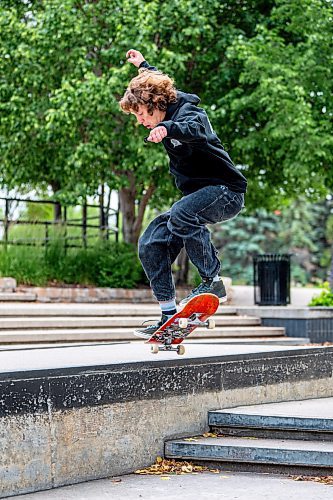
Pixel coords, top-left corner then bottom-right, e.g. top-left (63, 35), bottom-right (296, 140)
top-left (13, 471), bottom-right (333, 500)
top-left (231, 285), bottom-right (325, 307)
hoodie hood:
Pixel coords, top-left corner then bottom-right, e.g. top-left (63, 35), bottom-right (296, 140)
top-left (165, 91), bottom-right (201, 120)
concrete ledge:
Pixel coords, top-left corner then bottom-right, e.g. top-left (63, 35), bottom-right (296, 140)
top-left (236, 307), bottom-right (333, 343)
top-left (1, 344), bottom-right (332, 497)
top-left (237, 306), bottom-right (333, 320)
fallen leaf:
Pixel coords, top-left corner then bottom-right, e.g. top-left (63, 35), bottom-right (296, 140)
top-left (181, 464), bottom-right (193, 473)
top-left (160, 476), bottom-right (171, 480)
top-left (203, 432), bottom-right (218, 438)
top-left (290, 475), bottom-right (333, 485)
top-left (134, 458), bottom-right (222, 476)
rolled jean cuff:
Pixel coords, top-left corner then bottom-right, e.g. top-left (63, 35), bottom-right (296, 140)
top-left (153, 293), bottom-right (176, 303)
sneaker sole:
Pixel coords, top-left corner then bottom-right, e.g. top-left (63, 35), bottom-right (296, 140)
top-left (133, 330), bottom-right (152, 339)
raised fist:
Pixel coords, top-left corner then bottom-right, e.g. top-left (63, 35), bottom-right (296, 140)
top-left (126, 49), bottom-right (145, 68)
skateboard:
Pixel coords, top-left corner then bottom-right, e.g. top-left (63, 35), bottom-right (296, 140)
top-left (146, 293), bottom-right (219, 355)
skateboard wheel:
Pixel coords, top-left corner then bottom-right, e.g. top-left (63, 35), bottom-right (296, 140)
top-left (151, 345), bottom-right (159, 354)
top-left (207, 318), bottom-right (215, 329)
top-left (179, 318), bottom-right (188, 329)
top-left (177, 345), bottom-right (185, 355)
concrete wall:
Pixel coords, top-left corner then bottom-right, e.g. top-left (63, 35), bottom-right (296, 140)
top-left (1, 347), bottom-right (332, 497)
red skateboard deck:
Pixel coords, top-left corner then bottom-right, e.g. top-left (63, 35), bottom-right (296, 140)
top-left (146, 293), bottom-right (219, 355)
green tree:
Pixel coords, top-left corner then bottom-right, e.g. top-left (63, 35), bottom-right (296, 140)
top-left (211, 0), bottom-right (333, 284)
top-left (0, 0), bottom-right (274, 244)
top-left (0, 1), bottom-right (176, 243)
top-left (214, 0), bottom-right (333, 207)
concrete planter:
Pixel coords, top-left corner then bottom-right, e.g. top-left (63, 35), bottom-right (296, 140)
top-left (238, 306), bottom-right (333, 343)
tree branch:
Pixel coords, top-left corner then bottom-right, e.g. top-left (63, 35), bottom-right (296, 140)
top-left (133, 184), bottom-right (155, 239)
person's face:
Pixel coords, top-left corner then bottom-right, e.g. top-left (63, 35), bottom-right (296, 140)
top-left (131, 104), bottom-right (166, 129)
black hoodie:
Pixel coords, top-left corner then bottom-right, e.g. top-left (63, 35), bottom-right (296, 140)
top-left (140, 61), bottom-right (247, 196)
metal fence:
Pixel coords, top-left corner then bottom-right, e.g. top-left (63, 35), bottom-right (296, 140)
top-left (0, 197), bottom-right (119, 250)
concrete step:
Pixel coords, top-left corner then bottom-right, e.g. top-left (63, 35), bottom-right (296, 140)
top-left (0, 315), bottom-right (261, 330)
top-left (209, 398), bottom-right (333, 440)
top-left (0, 326), bottom-right (286, 343)
top-left (0, 303), bottom-right (238, 316)
top-left (187, 337), bottom-right (310, 346)
top-left (165, 435), bottom-right (333, 469)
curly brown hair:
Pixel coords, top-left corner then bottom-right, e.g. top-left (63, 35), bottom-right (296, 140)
top-left (119, 69), bottom-right (177, 115)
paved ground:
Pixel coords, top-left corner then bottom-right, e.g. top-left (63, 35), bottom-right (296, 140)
top-left (14, 471), bottom-right (333, 499)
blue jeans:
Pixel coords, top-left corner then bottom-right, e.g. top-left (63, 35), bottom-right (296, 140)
top-left (138, 185), bottom-right (244, 301)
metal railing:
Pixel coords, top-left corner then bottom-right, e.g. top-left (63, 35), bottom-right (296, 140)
top-left (0, 197), bottom-right (119, 249)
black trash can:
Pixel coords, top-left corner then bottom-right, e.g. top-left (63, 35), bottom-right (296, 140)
top-left (253, 254), bottom-right (291, 306)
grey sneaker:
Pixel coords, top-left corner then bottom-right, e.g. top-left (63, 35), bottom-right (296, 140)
top-left (179, 277), bottom-right (227, 307)
top-left (134, 313), bottom-right (170, 339)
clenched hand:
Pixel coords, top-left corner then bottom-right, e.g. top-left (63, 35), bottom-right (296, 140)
top-left (146, 126), bottom-right (168, 143)
top-left (126, 49), bottom-right (145, 68)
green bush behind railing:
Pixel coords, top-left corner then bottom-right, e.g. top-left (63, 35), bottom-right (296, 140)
top-left (0, 240), bottom-right (146, 288)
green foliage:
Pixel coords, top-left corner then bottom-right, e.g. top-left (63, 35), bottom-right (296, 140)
top-left (213, 197), bottom-right (333, 285)
top-left (0, 0), bottom-right (176, 202)
top-left (216, 0), bottom-right (333, 209)
top-left (1, 0), bottom-right (332, 276)
top-left (0, 0), bottom-right (277, 207)
top-left (0, 240), bottom-right (145, 288)
top-left (1, 0), bottom-right (332, 210)
top-left (308, 282), bottom-right (333, 307)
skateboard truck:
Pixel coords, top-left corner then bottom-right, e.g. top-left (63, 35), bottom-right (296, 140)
top-left (178, 316), bottom-right (215, 330)
top-left (151, 342), bottom-right (186, 355)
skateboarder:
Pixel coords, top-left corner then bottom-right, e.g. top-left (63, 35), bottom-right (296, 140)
top-left (120, 49), bottom-right (247, 338)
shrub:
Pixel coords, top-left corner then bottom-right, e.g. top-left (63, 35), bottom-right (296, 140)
top-left (308, 282), bottom-right (333, 307)
top-left (0, 241), bottom-right (146, 288)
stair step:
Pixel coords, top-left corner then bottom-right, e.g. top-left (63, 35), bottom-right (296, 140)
top-left (0, 303), bottom-right (239, 317)
top-left (0, 326), bottom-right (286, 343)
top-left (0, 315), bottom-right (262, 330)
top-left (209, 399), bottom-right (333, 433)
top-left (165, 435), bottom-right (333, 468)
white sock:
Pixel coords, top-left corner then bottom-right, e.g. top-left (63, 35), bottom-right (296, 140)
top-left (212, 275), bottom-right (221, 283)
top-left (159, 299), bottom-right (177, 316)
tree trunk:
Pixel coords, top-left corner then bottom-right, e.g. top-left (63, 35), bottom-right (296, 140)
top-left (99, 184), bottom-right (106, 239)
top-left (119, 185), bottom-right (136, 245)
top-left (50, 181), bottom-right (62, 222)
top-left (118, 173), bottom-right (155, 246)
top-left (54, 202), bottom-right (62, 222)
